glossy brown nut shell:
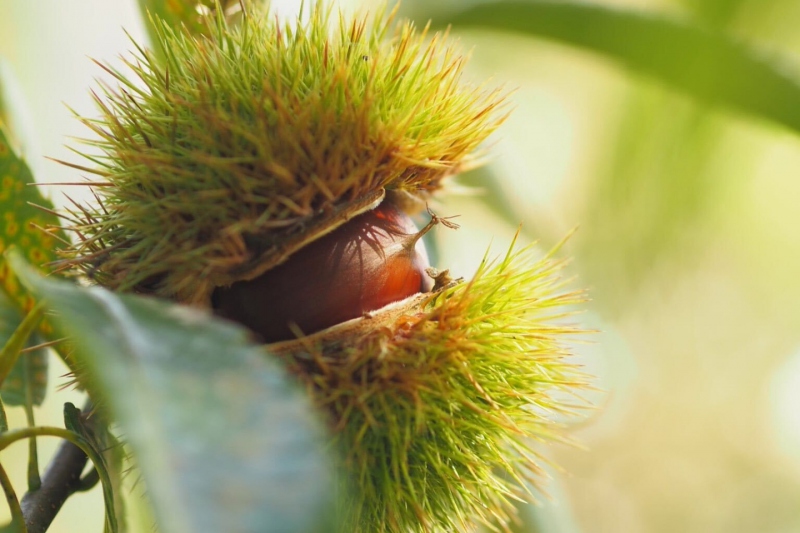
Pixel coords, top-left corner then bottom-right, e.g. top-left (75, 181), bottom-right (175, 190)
top-left (212, 201), bottom-right (432, 343)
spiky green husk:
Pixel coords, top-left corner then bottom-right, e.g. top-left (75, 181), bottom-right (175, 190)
top-left (278, 241), bottom-right (589, 532)
top-left (61, 3), bottom-right (505, 302)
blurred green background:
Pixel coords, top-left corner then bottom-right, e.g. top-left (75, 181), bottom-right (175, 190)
top-left (3, 0), bottom-right (800, 531)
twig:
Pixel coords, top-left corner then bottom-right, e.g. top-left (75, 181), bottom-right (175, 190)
top-left (20, 402), bottom-right (93, 533)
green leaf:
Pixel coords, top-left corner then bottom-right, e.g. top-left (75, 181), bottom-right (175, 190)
top-left (0, 126), bottom-right (63, 313)
top-left (0, 62), bottom-right (70, 404)
top-left (0, 61), bottom-right (64, 280)
top-left (442, 0), bottom-right (800, 134)
top-left (0, 59), bottom-right (67, 309)
top-left (10, 254), bottom-right (335, 533)
top-left (0, 291), bottom-right (47, 406)
top-left (0, 348), bottom-right (48, 407)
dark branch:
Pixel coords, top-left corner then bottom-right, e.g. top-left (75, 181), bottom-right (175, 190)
top-left (20, 402), bottom-right (93, 533)
top-left (20, 436), bottom-right (88, 533)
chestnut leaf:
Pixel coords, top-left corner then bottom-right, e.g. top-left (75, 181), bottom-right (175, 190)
top-left (0, 60), bottom-right (66, 405)
top-left (0, 63), bottom-right (60, 530)
top-left (10, 253), bottom-right (336, 533)
top-left (0, 291), bottom-right (47, 406)
top-left (441, 0), bottom-right (800, 134)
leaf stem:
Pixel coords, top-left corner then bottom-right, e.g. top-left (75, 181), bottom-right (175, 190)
top-left (0, 461), bottom-right (26, 533)
top-left (23, 353), bottom-right (40, 494)
top-left (23, 402), bottom-right (40, 493)
top-left (0, 398), bottom-right (7, 433)
top-left (9, 421), bottom-right (118, 533)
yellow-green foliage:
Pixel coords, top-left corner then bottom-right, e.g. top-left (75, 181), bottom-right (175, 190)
top-left (62, 3), bottom-right (504, 301)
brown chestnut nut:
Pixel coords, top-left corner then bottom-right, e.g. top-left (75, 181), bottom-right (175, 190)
top-left (212, 201), bottom-right (435, 343)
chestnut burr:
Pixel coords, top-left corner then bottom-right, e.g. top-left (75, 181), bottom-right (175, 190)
top-left (212, 201), bottom-right (434, 343)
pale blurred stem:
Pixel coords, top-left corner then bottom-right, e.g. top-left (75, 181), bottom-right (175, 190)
top-left (18, 402), bottom-right (95, 533)
top-left (0, 461), bottom-right (26, 533)
top-left (0, 399), bottom-right (7, 432)
top-left (24, 360), bottom-right (41, 492)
